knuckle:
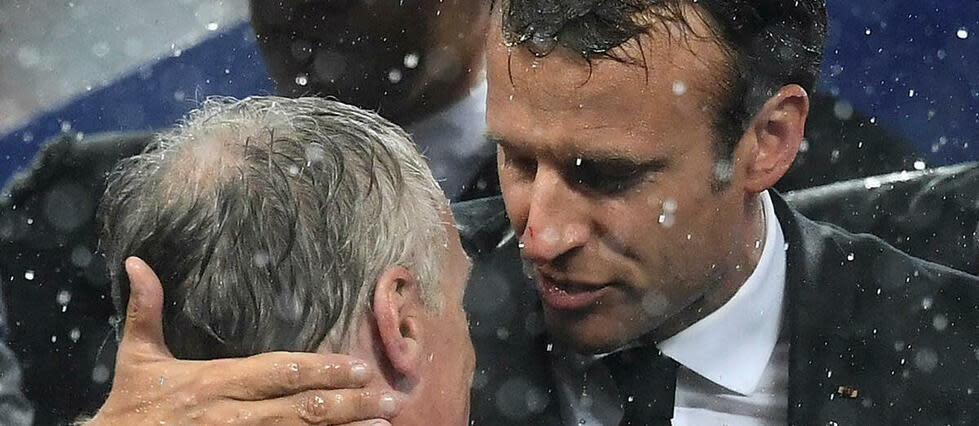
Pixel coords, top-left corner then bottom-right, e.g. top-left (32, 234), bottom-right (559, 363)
top-left (295, 391), bottom-right (335, 423)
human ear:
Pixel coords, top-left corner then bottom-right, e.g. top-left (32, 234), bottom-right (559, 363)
top-left (740, 84), bottom-right (809, 192)
top-left (371, 266), bottom-right (425, 381)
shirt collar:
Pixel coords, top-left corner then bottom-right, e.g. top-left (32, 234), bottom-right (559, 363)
top-left (656, 190), bottom-right (787, 396)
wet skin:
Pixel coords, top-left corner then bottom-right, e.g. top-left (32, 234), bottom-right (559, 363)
top-left (485, 8), bottom-right (806, 354)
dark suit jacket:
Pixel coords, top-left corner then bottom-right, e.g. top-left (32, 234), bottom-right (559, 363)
top-left (453, 193), bottom-right (979, 426)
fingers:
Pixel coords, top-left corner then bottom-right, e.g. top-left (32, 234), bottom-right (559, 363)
top-left (340, 420), bottom-right (393, 426)
top-left (232, 389), bottom-right (401, 425)
top-left (119, 256), bottom-right (172, 357)
top-left (220, 352), bottom-right (375, 400)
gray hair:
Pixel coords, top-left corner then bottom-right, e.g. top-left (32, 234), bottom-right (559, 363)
top-left (99, 96), bottom-right (448, 359)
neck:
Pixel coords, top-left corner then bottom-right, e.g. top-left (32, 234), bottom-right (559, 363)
top-left (650, 192), bottom-right (767, 342)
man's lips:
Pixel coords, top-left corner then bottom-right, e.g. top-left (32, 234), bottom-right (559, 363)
top-left (534, 270), bottom-right (612, 311)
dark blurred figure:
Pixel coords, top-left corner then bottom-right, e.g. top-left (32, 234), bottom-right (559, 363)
top-left (252, 0), bottom-right (494, 198)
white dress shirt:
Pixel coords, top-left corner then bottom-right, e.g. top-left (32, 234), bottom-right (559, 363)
top-left (405, 77), bottom-right (491, 199)
top-left (552, 190), bottom-right (789, 425)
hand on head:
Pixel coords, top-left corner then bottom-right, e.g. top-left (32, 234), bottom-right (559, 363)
top-left (85, 257), bottom-right (398, 426)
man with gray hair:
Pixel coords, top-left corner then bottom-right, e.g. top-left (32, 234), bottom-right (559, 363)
top-left (91, 96), bottom-right (474, 425)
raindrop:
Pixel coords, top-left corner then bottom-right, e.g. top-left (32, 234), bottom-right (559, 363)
top-left (921, 296), bottom-right (934, 310)
top-left (713, 160), bottom-right (734, 184)
top-left (908, 89), bottom-right (915, 98)
top-left (575, 157), bottom-right (583, 166)
top-left (295, 74), bottom-right (309, 86)
top-left (833, 100), bottom-right (853, 120)
top-left (206, 22), bottom-right (219, 31)
top-left (956, 28), bottom-right (969, 39)
top-left (92, 365), bottom-right (110, 383)
top-left (91, 42), bottom-right (110, 58)
top-left (60, 121), bottom-right (72, 133)
top-left (913, 348), bottom-right (939, 373)
top-left (932, 314), bottom-right (948, 331)
top-left (51, 335), bottom-right (57, 343)
top-left (641, 291), bottom-right (670, 316)
top-left (404, 52), bottom-right (420, 69)
top-left (846, 253), bottom-right (855, 261)
top-left (387, 68), bottom-right (403, 84)
top-left (70, 328), bottom-right (81, 342)
top-left (56, 290), bottom-right (72, 306)
top-left (288, 165), bottom-right (300, 176)
top-left (863, 177), bottom-right (882, 189)
top-left (253, 251), bottom-right (270, 267)
top-left (24, 270), bottom-right (35, 281)
top-left (913, 160), bottom-right (926, 170)
top-left (864, 28), bottom-right (872, 36)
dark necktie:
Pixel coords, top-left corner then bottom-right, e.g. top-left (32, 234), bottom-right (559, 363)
top-left (600, 347), bottom-right (679, 426)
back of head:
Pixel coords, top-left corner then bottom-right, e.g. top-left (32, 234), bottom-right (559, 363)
top-left (99, 96), bottom-right (447, 359)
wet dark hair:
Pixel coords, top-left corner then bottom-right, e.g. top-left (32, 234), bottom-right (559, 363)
top-left (499, 0), bottom-right (827, 161)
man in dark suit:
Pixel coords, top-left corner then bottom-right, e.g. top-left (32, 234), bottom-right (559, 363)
top-left (452, 0), bottom-right (979, 425)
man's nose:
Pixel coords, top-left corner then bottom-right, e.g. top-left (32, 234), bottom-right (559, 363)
top-left (519, 168), bottom-right (590, 264)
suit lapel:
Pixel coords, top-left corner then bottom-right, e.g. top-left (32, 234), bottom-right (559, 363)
top-left (774, 192), bottom-right (869, 425)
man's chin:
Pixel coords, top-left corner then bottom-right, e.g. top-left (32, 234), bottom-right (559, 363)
top-left (542, 308), bottom-right (638, 354)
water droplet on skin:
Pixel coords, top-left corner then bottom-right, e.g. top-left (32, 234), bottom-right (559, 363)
top-left (672, 81), bottom-right (687, 95)
top-left (295, 74), bottom-right (309, 86)
top-left (658, 199), bottom-right (678, 227)
top-left (24, 270), bottom-right (35, 281)
top-left (575, 157), bottom-right (583, 166)
top-left (517, 242), bottom-right (525, 249)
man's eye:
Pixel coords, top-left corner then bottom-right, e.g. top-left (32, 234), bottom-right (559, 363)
top-left (569, 163), bottom-right (645, 195)
top-left (503, 152), bottom-right (537, 176)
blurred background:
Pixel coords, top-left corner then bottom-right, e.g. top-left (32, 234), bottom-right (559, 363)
top-left (1, 0), bottom-right (977, 186)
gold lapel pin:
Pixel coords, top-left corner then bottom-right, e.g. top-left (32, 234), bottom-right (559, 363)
top-left (836, 385), bottom-right (860, 399)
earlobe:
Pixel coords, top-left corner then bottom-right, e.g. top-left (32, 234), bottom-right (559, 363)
top-left (372, 266), bottom-right (425, 382)
top-left (743, 84), bottom-right (809, 192)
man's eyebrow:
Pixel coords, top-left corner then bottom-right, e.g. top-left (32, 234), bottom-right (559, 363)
top-left (576, 155), bottom-right (670, 173)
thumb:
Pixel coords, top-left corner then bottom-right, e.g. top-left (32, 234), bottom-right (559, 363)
top-left (118, 256), bottom-right (172, 358)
